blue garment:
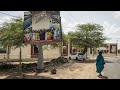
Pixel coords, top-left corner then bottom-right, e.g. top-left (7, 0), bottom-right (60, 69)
top-left (96, 51), bottom-right (105, 73)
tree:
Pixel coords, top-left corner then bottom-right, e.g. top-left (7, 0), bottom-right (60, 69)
top-left (68, 23), bottom-right (108, 58)
top-left (0, 22), bottom-right (13, 59)
top-left (0, 17), bottom-right (25, 76)
top-left (51, 32), bottom-right (69, 56)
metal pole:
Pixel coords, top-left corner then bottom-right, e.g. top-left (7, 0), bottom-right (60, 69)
top-left (116, 40), bottom-right (118, 56)
top-left (60, 17), bottom-right (62, 57)
top-left (68, 39), bottom-right (70, 57)
top-left (93, 39), bottom-right (94, 59)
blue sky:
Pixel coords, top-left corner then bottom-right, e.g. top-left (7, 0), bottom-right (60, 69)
top-left (0, 11), bottom-right (120, 48)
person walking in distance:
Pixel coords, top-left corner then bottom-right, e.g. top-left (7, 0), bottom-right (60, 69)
top-left (96, 50), bottom-right (105, 77)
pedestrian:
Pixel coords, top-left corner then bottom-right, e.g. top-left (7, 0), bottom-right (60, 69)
top-left (96, 50), bottom-right (105, 77)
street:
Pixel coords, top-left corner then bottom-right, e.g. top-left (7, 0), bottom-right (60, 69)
top-left (103, 57), bottom-right (120, 79)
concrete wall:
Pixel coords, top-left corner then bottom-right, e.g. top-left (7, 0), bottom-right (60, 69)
top-left (0, 44), bottom-right (61, 61)
top-left (9, 45), bottom-right (31, 59)
top-left (43, 46), bottom-right (61, 61)
top-left (0, 53), bottom-right (7, 59)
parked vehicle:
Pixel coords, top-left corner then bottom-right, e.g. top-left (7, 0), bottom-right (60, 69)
top-left (69, 52), bottom-right (85, 61)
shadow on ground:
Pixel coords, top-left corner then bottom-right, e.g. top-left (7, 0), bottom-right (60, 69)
top-left (0, 63), bottom-right (37, 72)
top-left (72, 59), bottom-right (96, 63)
top-left (105, 61), bottom-right (113, 63)
top-left (4, 72), bottom-right (54, 79)
top-left (98, 75), bottom-right (108, 79)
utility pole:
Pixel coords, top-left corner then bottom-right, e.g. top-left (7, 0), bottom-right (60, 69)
top-left (116, 40), bottom-right (118, 56)
top-left (68, 38), bottom-right (70, 57)
top-left (85, 30), bottom-right (87, 59)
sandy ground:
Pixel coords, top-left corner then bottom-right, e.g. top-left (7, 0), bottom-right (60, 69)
top-left (25, 60), bottom-right (105, 79)
top-left (34, 63), bottom-right (100, 79)
top-left (0, 60), bottom-right (106, 79)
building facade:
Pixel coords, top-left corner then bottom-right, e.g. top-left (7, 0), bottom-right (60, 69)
top-left (62, 41), bottom-right (118, 57)
top-left (0, 41), bottom-right (118, 60)
top-left (0, 44), bottom-right (61, 60)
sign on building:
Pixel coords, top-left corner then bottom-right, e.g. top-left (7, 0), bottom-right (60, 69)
top-left (23, 11), bottom-right (62, 43)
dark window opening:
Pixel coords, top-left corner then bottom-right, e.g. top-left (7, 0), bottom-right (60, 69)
top-left (72, 53), bottom-right (77, 55)
top-left (0, 47), bottom-right (6, 53)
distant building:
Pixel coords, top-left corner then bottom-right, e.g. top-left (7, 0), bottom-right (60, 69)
top-left (89, 43), bottom-right (118, 56)
top-left (61, 41), bottom-right (118, 57)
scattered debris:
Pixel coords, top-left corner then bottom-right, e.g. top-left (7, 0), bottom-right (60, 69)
top-left (45, 57), bottom-right (69, 67)
top-left (44, 68), bottom-right (49, 72)
top-left (0, 57), bottom-right (69, 74)
top-left (51, 68), bottom-right (57, 74)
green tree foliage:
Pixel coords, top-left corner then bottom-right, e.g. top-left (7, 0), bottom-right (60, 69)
top-left (0, 18), bottom-right (24, 47)
top-left (0, 17), bottom-right (24, 75)
top-left (68, 23), bottom-right (108, 57)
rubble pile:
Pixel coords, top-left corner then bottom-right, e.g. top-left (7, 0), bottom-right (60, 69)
top-left (0, 57), bottom-right (69, 73)
top-left (8, 63), bottom-right (37, 73)
top-left (21, 63), bottom-right (36, 71)
top-left (45, 57), bottom-right (69, 67)
top-left (0, 63), bottom-right (17, 71)
top-left (44, 57), bottom-right (69, 73)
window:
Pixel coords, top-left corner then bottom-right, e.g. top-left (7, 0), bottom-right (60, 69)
top-left (78, 53), bottom-right (84, 55)
top-left (63, 41), bottom-right (67, 46)
top-left (0, 48), bottom-right (6, 53)
top-left (73, 49), bottom-right (76, 53)
top-left (106, 45), bottom-right (109, 48)
top-left (90, 48), bottom-right (92, 54)
top-left (72, 53), bottom-right (77, 55)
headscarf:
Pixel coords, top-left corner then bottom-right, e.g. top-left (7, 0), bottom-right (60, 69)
top-left (98, 50), bottom-right (102, 55)
top-left (96, 50), bottom-right (105, 65)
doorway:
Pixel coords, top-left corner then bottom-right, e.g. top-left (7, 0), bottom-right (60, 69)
top-left (31, 45), bottom-right (38, 58)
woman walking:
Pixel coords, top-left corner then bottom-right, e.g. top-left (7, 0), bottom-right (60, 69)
top-left (96, 50), bottom-right (105, 77)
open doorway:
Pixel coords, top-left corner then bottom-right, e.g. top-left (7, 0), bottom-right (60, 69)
top-left (31, 45), bottom-right (38, 58)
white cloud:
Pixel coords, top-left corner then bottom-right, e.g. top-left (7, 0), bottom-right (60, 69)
top-left (61, 17), bottom-right (86, 34)
top-left (102, 21), bottom-right (120, 48)
top-left (0, 11), bottom-right (25, 26)
top-left (11, 11), bottom-right (24, 17)
top-left (62, 21), bottom-right (86, 34)
top-left (112, 11), bottom-right (120, 19)
top-left (62, 23), bottom-right (77, 34)
top-left (0, 16), bottom-right (11, 24)
top-left (102, 21), bottom-right (120, 37)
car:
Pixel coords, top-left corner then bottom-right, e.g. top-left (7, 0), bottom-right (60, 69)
top-left (69, 52), bottom-right (85, 61)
